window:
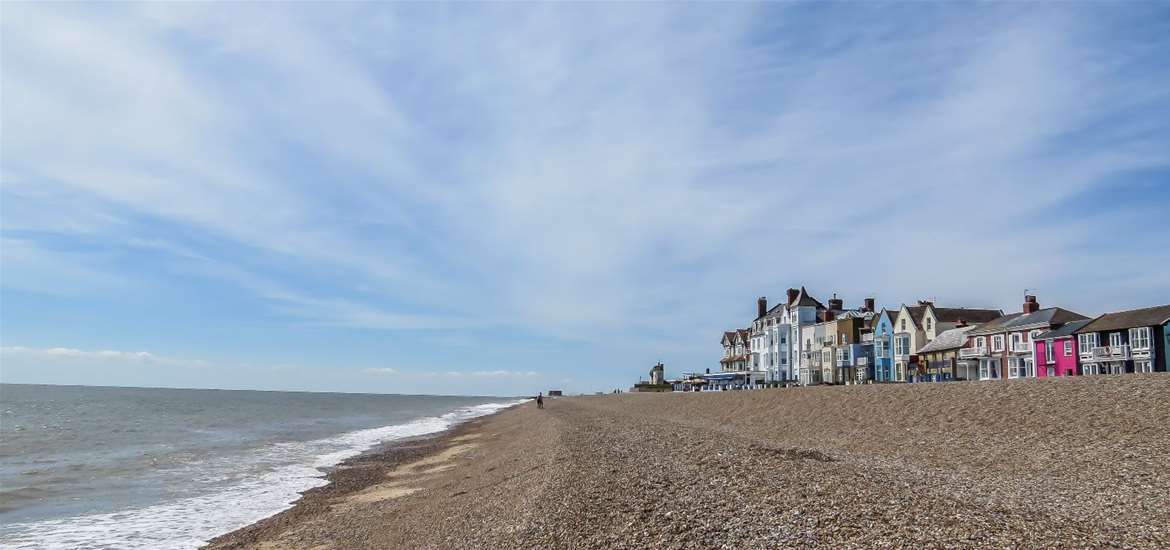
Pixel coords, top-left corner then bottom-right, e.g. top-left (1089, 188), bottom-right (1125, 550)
top-left (1029, 330), bottom-right (1041, 341)
top-left (976, 336), bottom-right (986, 349)
top-left (894, 335), bottom-right (911, 357)
top-left (926, 318), bottom-right (932, 331)
top-left (900, 319), bottom-right (906, 331)
top-left (1130, 327), bottom-right (1151, 350)
top-left (1078, 333), bottom-right (1097, 354)
top-left (1136, 361), bottom-right (1153, 373)
top-left (1011, 333), bottom-right (1022, 349)
top-left (992, 335), bottom-right (1005, 352)
top-left (1109, 332), bottom-right (1123, 348)
top-left (1045, 340), bottom-right (1055, 364)
top-left (1008, 358), bottom-right (1023, 378)
top-left (980, 359), bottom-right (1000, 380)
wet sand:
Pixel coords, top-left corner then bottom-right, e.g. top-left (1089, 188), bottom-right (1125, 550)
top-left (206, 374), bottom-right (1170, 549)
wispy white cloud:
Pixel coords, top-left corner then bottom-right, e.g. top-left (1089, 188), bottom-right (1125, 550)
top-left (0, 346), bottom-right (209, 368)
top-left (362, 367), bottom-right (399, 375)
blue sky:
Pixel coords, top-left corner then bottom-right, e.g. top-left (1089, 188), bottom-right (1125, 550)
top-left (2, 2), bottom-right (1169, 395)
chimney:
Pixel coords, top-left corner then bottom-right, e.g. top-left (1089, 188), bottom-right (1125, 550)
top-left (957, 318), bottom-right (968, 327)
top-left (757, 297), bottom-right (768, 318)
top-left (918, 299), bottom-right (933, 306)
top-left (823, 309), bottom-right (836, 321)
top-left (864, 297), bottom-right (875, 312)
top-left (787, 288), bottom-right (799, 305)
top-left (1023, 295), bottom-right (1039, 314)
top-left (827, 293), bottom-right (843, 311)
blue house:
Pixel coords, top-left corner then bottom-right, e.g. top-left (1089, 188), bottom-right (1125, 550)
top-left (871, 309), bottom-right (897, 382)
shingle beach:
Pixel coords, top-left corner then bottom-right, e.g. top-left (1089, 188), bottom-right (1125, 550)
top-left (206, 375), bottom-right (1170, 549)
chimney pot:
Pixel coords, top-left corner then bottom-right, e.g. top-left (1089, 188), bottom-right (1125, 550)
top-left (758, 296), bottom-right (768, 318)
top-left (864, 297), bottom-right (875, 312)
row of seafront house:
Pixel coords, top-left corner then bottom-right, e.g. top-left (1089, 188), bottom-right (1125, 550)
top-left (693, 287), bottom-right (1170, 390)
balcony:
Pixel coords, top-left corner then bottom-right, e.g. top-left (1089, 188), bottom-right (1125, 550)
top-left (1011, 342), bottom-right (1032, 353)
top-left (856, 356), bottom-right (868, 366)
top-left (861, 333), bottom-right (874, 343)
top-left (1111, 345), bottom-right (1131, 359)
top-left (959, 347), bottom-right (988, 359)
top-left (1091, 346), bottom-right (1111, 359)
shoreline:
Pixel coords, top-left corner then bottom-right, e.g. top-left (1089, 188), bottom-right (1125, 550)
top-left (203, 406), bottom-right (519, 549)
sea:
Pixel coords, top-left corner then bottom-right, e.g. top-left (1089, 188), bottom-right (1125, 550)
top-left (0, 383), bottom-right (523, 549)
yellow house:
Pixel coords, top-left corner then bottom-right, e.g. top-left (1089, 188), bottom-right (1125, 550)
top-left (893, 302), bottom-right (1003, 381)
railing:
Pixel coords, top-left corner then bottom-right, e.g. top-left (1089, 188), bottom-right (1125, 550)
top-left (861, 333), bottom-right (874, 343)
top-left (856, 356), bottom-right (868, 366)
top-left (1091, 346), bottom-right (1111, 359)
top-left (959, 347), bottom-right (987, 358)
top-left (1111, 345), bottom-right (1131, 359)
top-left (1011, 342), bottom-right (1032, 353)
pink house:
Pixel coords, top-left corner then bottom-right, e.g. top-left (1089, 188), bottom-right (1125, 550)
top-left (1032, 319), bottom-right (1093, 377)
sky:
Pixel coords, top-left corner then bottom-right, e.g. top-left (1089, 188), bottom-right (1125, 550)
top-left (2, 2), bottom-right (1169, 396)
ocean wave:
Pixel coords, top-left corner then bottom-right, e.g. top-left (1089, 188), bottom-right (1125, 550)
top-left (0, 399), bottom-right (523, 550)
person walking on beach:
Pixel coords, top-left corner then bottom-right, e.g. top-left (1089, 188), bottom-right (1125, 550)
top-left (536, 392), bottom-right (544, 409)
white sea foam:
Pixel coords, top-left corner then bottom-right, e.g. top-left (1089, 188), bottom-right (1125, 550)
top-left (0, 399), bottom-right (524, 550)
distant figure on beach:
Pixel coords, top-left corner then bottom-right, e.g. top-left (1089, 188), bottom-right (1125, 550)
top-left (536, 392), bottom-right (544, 409)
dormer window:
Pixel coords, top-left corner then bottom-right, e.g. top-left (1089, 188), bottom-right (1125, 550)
top-left (926, 318), bottom-right (932, 331)
top-left (900, 319), bottom-right (906, 331)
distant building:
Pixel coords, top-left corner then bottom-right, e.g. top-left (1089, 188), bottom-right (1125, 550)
top-left (1032, 320), bottom-right (1092, 378)
top-left (918, 324), bottom-right (977, 381)
top-left (631, 362), bottom-right (673, 392)
top-left (1074, 304), bottom-right (1170, 375)
top-left (870, 308), bottom-right (898, 382)
top-left (894, 301), bottom-right (1003, 382)
top-left (547, 390), bottom-right (563, 397)
top-left (964, 296), bottom-right (1088, 381)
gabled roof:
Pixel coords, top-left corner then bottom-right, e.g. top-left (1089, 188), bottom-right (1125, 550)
top-left (966, 312), bottom-right (1025, 336)
top-left (722, 331), bottom-right (736, 344)
top-left (967, 308), bottom-right (1088, 335)
top-left (1035, 319), bottom-right (1093, 340)
top-left (932, 307), bottom-right (1004, 324)
top-left (1075, 304), bottom-right (1170, 334)
top-left (896, 305), bottom-right (928, 330)
top-left (918, 326), bottom-right (976, 354)
top-left (736, 328), bottom-right (750, 342)
top-left (788, 286), bottom-right (825, 309)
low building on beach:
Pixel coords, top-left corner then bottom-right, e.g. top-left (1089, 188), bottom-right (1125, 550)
top-left (918, 324), bottom-right (977, 381)
top-left (631, 362), bottom-right (673, 392)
